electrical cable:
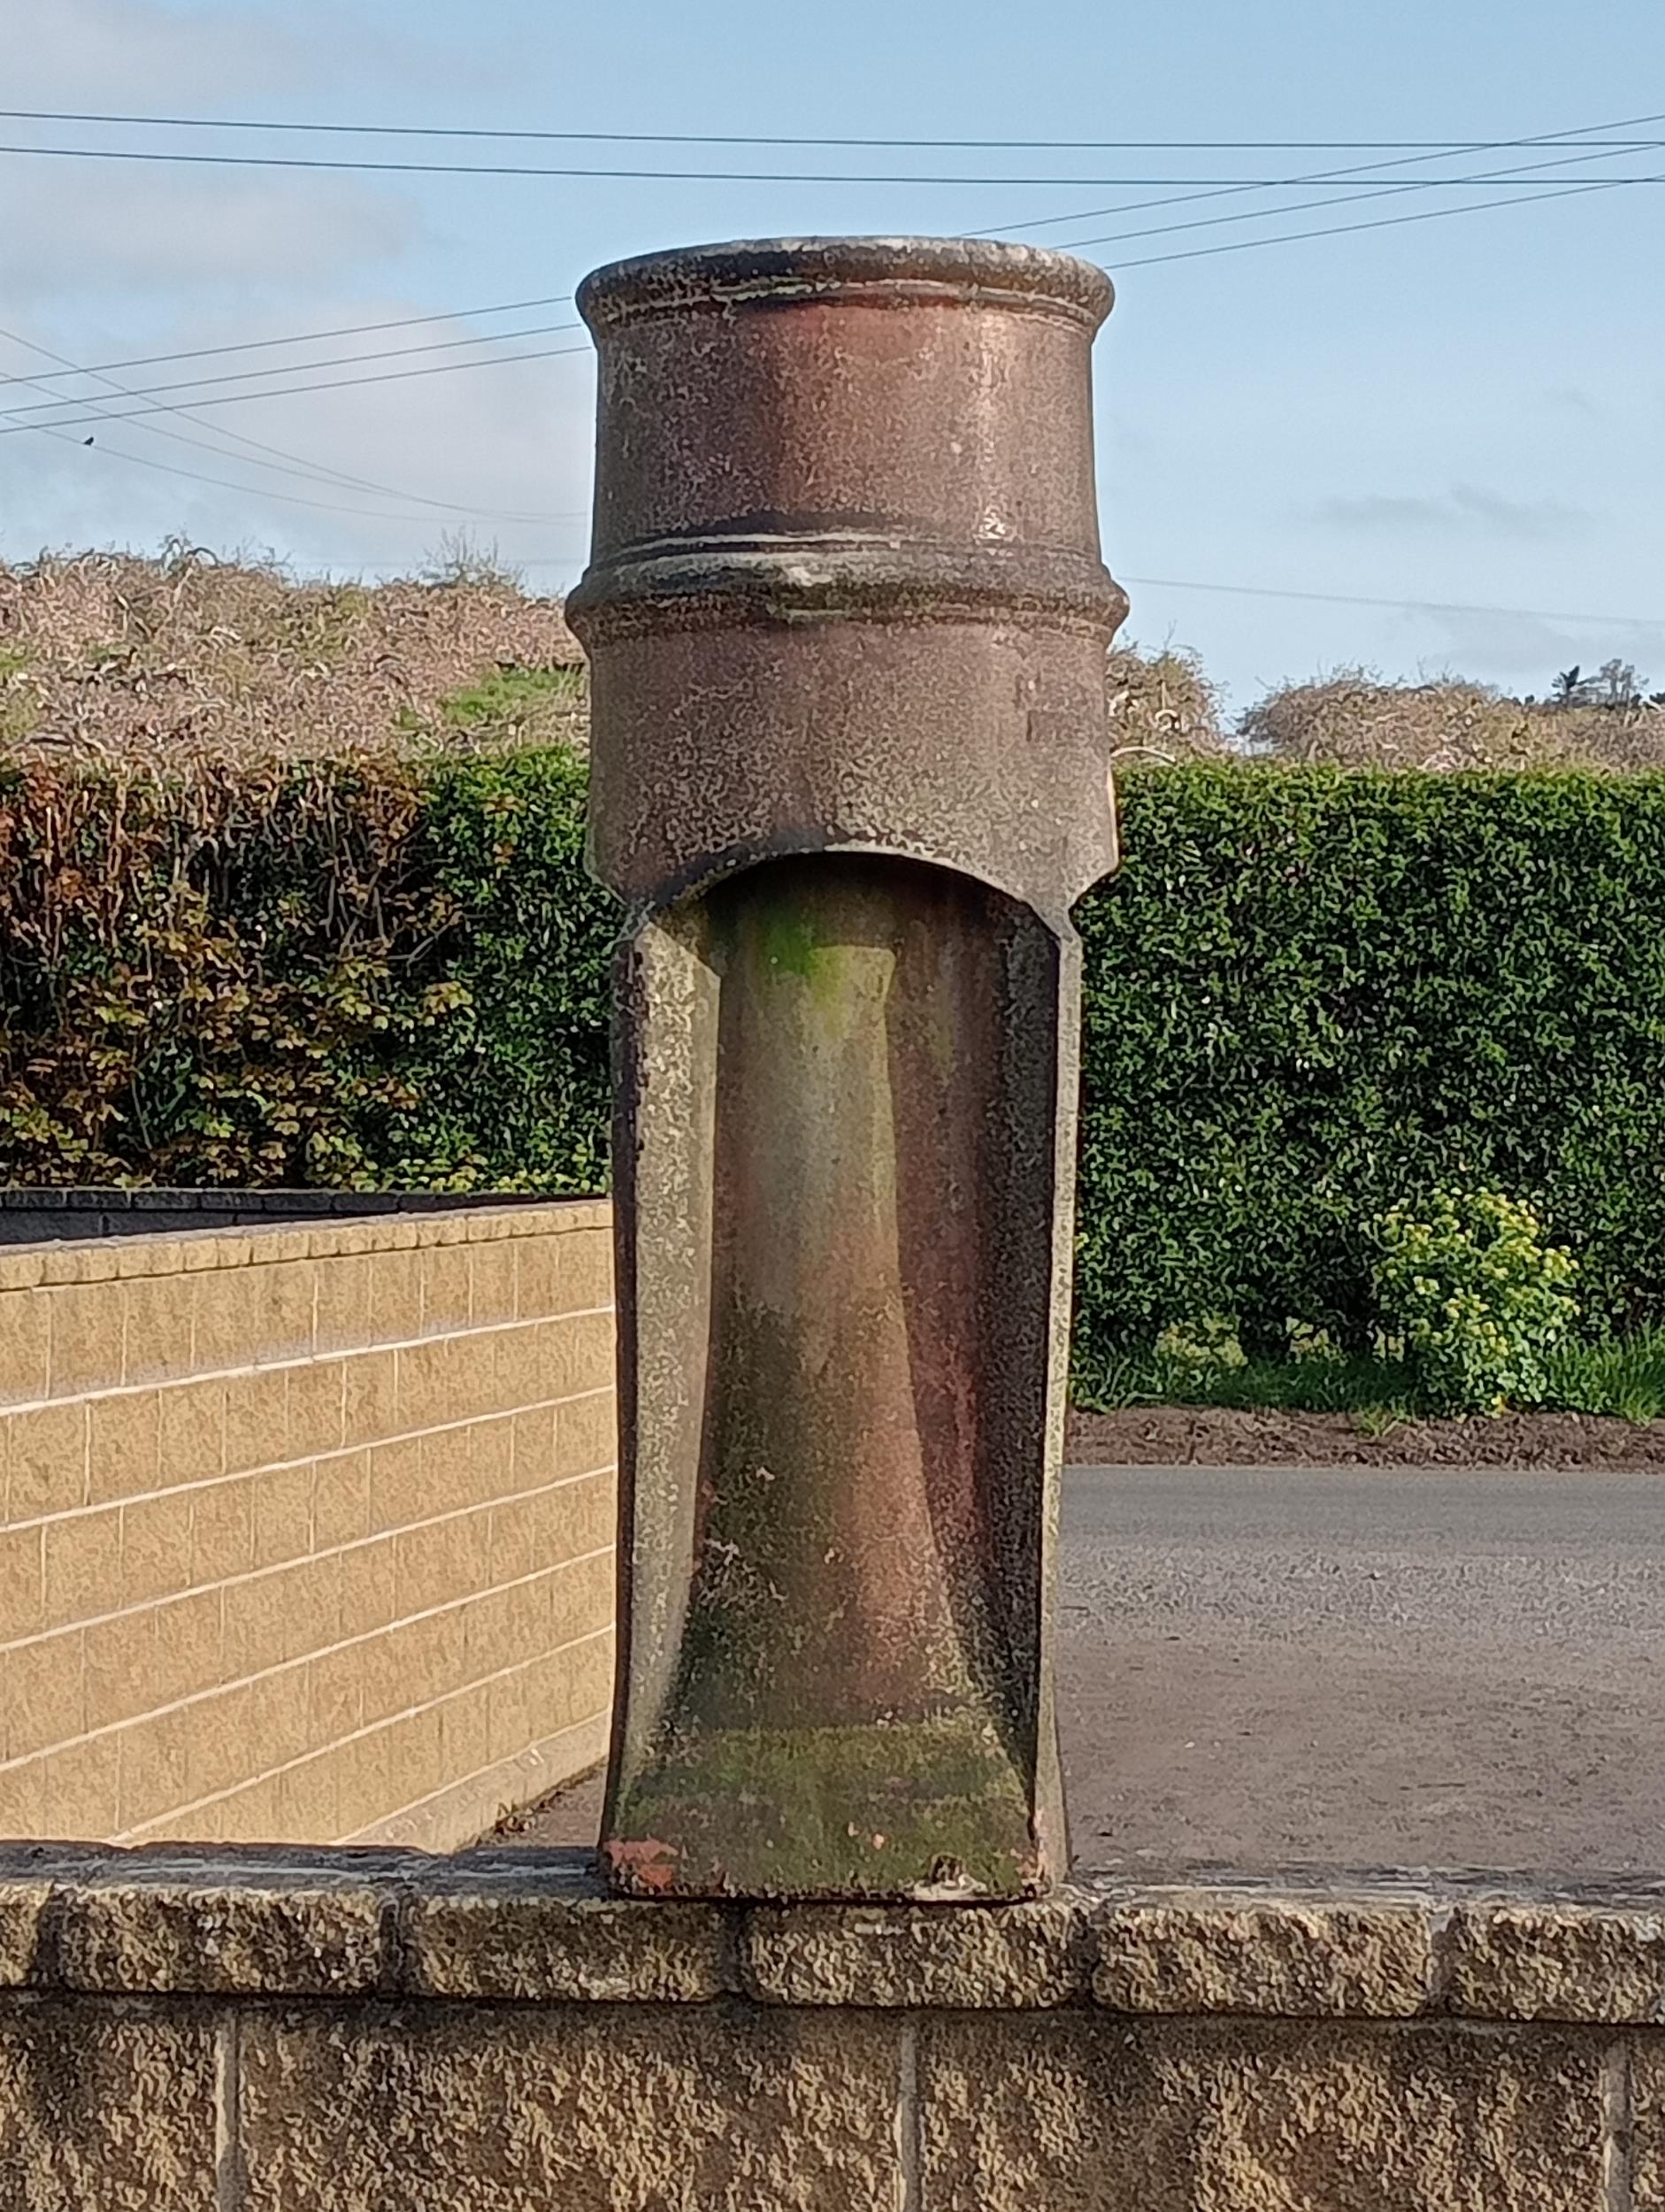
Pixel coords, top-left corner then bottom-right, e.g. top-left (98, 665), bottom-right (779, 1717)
top-left (0, 319), bottom-right (584, 419)
top-left (2, 106), bottom-right (1661, 153)
top-left (1095, 173), bottom-right (1638, 269)
top-left (0, 340), bottom-right (592, 438)
top-left (978, 105), bottom-right (1665, 242)
top-left (0, 293), bottom-right (577, 388)
top-left (0, 324), bottom-right (587, 522)
top-left (1121, 574), bottom-right (1665, 630)
top-left (0, 140), bottom-right (1660, 187)
top-left (1053, 140), bottom-right (1641, 255)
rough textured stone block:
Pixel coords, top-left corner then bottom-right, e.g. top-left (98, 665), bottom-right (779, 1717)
top-left (1623, 2037), bottom-right (1665, 2204)
top-left (52, 1872), bottom-right (385, 1993)
top-left (0, 1883), bottom-right (48, 1985)
top-left (239, 2002), bottom-right (902, 2211)
top-left (403, 1877), bottom-right (728, 2002)
top-left (0, 1997), bottom-right (217, 2210)
top-left (740, 1896), bottom-right (1089, 2008)
top-left (1093, 1894), bottom-right (1433, 2017)
top-left (1447, 1901), bottom-right (1665, 2023)
top-left (920, 2015), bottom-right (1605, 2211)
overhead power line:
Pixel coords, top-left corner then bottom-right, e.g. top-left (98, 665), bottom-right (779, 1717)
top-left (0, 323), bottom-right (587, 523)
top-left (1123, 575), bottom-right (1665, 632)
top-left (5, 124), bottom-right (1646, 416)
top-left (0, 179), bottom-right (1641, 445)
top-left (0, 140), bottom-right (1660, 187)
top-left (0, 340), bottom-right (592, 439)
top-left (0, 319), bottom-right (584, 419)
top-left (0, 293), bottom-right (576, 388)
top-left (497, 554), bottom-right (1664, 632)
top-left (983, 104), bottom-right (1665, 242)
top-left (8, 405), bottom-right (558, 523)
top-left (1057, 140), bottom-right (1640, 255)
top-left (5, 109), bottom-right (1646, 429)
top-left (0, 107), bottom-right (1661, 153)
top-left (1098, 173), bottom-right (1637, 270)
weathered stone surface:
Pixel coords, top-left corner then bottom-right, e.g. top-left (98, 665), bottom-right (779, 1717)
top-left (238, 2002), bottom-right (903, 2211)
top-left (580, 239), bottom-right (1119, 1901)
top-left (1622, 2036), bottom-right (1665, 2204)
top-left (920, 2014), bottom-right (1605, 2211)
top-left (0, 1997), bottom-right (217, 2209)
top-left (0, 1884), bottom-right (49, 1985)
top-left (740, 1896), bottom-right (1090, 2008)
top-left (1446, 1901), bottom-right (1665, 2023)
top-left (1093, 1895), bottom-right (1433, 2017)
top-left (403, 1881), bottom-right (728, 2001)
top-left (53, 1876), bottom-right (385, 1993)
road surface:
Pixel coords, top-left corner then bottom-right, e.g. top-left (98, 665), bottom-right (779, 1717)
top-left (497, 1465), bottom-right (1665, 1874)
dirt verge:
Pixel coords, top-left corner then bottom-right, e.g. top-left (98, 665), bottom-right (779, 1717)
top-left (1066, 1404), bottom-right (1665, 1470)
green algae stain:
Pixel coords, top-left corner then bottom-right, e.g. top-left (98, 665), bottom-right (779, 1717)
top-left (611, 1713), bottom-right (1041, 1898)
top-left (756, 902), bottom-right (823, 981)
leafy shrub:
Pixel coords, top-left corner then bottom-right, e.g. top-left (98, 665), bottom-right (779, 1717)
top-left (1075, 766), bottom-right (1665, 1365)
top-left (11, 749), bottom-right (1665, 1392)
top-left (1369, 1188), bottom-right (1578, 1414)
top-left (0, 746), bottom-right (615, 1191)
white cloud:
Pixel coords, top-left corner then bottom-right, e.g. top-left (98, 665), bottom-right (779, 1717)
top-left (0, 0), bottom-right (428, 302)
top-left (0, 165), bottom-right (418, 302)
top-left (0, 296), bottom-right (597, 583)
top-left (3, 0), bottom-right (370, 102)
top-left (1, 0), bottom-right (300, 98)
top-left (1408, 609), bottom-right (1663, 689)
top-left (0, 0), bottom-right (592, 579)
top-left (1315, 482), bottom-right (1592, 541)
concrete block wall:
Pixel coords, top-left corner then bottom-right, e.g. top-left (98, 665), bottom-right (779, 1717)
top-left (0, 1186), bottom-right (550, 1248)
top-left (0, 1202), bottom-right (617, 1850)
top-left (0, 1853), bottom-right (1652, 2208)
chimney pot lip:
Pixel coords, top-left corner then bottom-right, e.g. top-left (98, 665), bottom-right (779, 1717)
top-left (576, 234), bottom-right (1114, 334)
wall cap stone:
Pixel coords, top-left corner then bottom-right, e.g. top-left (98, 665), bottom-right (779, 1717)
top-left (0, 1880), bottom-right (50, 1985)
top-left (0, 1196), bottom-right (610, 1293)
top-left (8, 1847), bottom-right (1665, 2023)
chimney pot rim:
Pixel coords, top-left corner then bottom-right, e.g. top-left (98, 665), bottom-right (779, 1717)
top-left (577, 235), bottom-right (1114, 334)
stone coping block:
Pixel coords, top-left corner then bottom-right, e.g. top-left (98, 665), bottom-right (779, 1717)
top-left (0, 1194), bottom-right (610, 1293)
top-left (5, 1846), bottom-right (1665, 2023)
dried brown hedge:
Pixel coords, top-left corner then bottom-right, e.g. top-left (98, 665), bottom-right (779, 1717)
top-left (0, 545), bottom-right (585, 764)
top-left (1240, 666), bottom-right (1665, 771)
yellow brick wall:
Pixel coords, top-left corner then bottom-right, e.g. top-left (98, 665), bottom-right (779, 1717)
top-left (0, 1202), bottom-right (617, 1849)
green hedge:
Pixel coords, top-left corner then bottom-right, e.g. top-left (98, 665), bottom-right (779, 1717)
top-left (0, 747), bottom-right (615, 1193)
top-left (1075, 766), bottom-right (1665, 1357)
top-left (5, 752), bottom-right (1665, 1353)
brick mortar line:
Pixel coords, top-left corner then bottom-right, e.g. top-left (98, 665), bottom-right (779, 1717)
top-left (3, 1378), bottom-right (614, 1537)
top-left (0, 1540), bottom-right (617, 1778)
top-left (336, 1703), bottom-right (611, 1847)
top-left (113, 1624), bottom-right (615, 1843)
top-left (214, 2009), bottom-right (245, 2212)
top-left (0, 1300), bottom-right (615, 1430)
top-left (0, 1202), bottom-right (611, 1293)
top-left (3, 1444), bottom-right (617, 1653)
top-left (1606, 2038), bottom-right (1636, 2212)
top-left (897, 2015), bottom-right (922, 2212)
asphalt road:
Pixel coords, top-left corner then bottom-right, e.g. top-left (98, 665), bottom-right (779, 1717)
top-left (503, 1465), bottom-right (1665, 1875)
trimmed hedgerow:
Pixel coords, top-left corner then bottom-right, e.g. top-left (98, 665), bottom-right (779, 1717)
top-left (1075, 764), bottom-right (1665, 1360)
top-left (0, 745), bottom-right (614, 1193)
top-left (6, 752), bottom-right (1665, 1362)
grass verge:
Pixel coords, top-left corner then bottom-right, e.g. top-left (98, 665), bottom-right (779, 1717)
top-left (1075, 1327), bottom-right (1665, 1428)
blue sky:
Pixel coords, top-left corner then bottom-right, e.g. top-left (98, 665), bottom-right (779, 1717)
top-left (2, 0), bottom-right (1661, 711)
